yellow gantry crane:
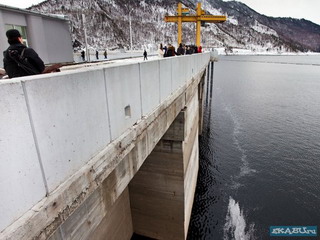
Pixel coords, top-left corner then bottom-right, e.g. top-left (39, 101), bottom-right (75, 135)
top-left (165, 2), bottom-right (227, 47)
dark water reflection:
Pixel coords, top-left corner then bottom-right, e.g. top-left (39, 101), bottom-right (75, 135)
top-left (188, 56), bottom-right (320, 240)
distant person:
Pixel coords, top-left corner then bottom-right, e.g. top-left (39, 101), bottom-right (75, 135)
top-left (96, 50), bottom-right (99, 60)
top-left (163, 45), bottom-right (168, 57)
top-left (183, 44), bottom-right (187, 54)
top-left (165, 44), bottom-right (176, 57)
top-left (186, 46), bottom-right (192, 55)
top-left (104, 50), bottom-right (107, 59)
top-left (158, 43), bottom-right (164, 58)
top-left (143, 49), bottom-right (148, 60)
top-left (193, 45), bottom-right (198, 53)
top-left (177, 43), bottom-right (185, 55)
top-left (198, 45), bottom-right (202, 53)
top-left (3, 29), bottom-right (45, 78)
top-left (81, 50), bottom-right (85, 61)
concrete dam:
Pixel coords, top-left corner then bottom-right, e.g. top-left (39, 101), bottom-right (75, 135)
top-left (0, 53), bottom-right (212, 240)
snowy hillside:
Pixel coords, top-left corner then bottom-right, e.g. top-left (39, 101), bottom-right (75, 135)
top-left (29, 0), bottom-right (320, 53)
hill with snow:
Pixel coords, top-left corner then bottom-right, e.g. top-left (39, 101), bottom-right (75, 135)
top-left (29, 0), bottom-right (320, 53)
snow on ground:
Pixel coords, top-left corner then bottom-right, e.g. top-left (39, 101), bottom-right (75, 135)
top-left (251, 20), bottom-right (278, 36)
top-left (63, 49), bottom-right (320, 72)
top-left (227, 16), bottom-right (238, 25)
top-left (62, 51), bottom-right (159, 71)
top-left (203, 0), bottom-right (224, 16)
top-left (213, 47), bottom-right (320, 56)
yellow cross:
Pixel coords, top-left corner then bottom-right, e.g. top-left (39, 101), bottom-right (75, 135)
top-left (165, 2), bottom-right (227, 47)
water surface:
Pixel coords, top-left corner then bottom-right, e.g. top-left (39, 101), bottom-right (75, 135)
top-left (188, 55), bottom-right (320, 239)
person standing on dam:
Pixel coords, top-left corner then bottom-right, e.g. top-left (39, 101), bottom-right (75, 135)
top-left (158, 43), bottom-right (164, 58)
top-left (96, 50), bottom-right (99, 60)
top-left (143, 49), bottom-right (148, 60)
top-left (165, 44), bottom-right (176, 57)
top-left (3, 29), bottom-right (45, 78)
top-left (81, 50), bottom-right (85, 61)
top-left (177, 43), bottom-right (185, 55)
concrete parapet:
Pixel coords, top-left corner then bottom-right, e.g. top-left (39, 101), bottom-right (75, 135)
top-left (105, 63), bottom-right (142, 140)
top-left (0, 81), bottom-right (46, 232)
top-left (139, 60), bottom-right (161, 116)
top-left (23, 68), bottom-right (111, 193)
top-left (159, 58), bottom-right (173, 102)
top-left (0, 53), bottom-right (210, 239)
top-left (171, 57), bottom-right (185, 91)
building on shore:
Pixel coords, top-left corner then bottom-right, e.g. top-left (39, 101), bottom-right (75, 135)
top-left (0, 4), bottom-right (74, 68)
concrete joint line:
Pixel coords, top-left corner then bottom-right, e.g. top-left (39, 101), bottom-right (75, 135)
top-left (158, 61), bottom-right (161, 103)
top-left (103, 69), bottom-right (113, 141)
top-left (138, 63), bottom-right (143, 117)
top-left (21, 80), bottom-right (49, 195)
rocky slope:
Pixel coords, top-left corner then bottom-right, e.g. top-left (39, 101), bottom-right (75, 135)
top-left (29, 0), bottom-right (320, 52)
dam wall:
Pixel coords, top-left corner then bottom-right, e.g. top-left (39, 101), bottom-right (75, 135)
top-left (0, 53), bottom-right (210, 239)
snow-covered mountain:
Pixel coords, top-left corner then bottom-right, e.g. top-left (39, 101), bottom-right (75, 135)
top-left (29, 0), bottom-right (320, 53)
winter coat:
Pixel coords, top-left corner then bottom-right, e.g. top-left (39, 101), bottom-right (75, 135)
top-left (158, 48), bottom-right (164, 58)
top-left (177, 46), bottom-right (185, 55)
top-left (166, 46), bottom-right (176, 57)
top-left (3, 43), bottom-right (45, 78)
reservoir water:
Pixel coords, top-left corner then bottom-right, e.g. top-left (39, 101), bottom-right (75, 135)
top-left (188, 55), bottom-right (320, 239)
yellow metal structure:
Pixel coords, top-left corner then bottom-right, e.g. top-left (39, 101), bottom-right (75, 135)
top-left (164, 2), bottom-right (227, 47)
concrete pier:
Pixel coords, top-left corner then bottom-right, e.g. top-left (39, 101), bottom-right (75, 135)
top-left (130, 90), bottom-right (200, 239)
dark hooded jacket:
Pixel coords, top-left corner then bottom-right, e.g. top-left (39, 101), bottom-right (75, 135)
top-left (3, 43), bottom-right (45, 78)
top-left (165, 46), bottom-right (176, 57)
top-left (177, 44), bottom-right (185, 55)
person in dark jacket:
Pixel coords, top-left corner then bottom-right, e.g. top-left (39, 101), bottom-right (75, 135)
top-left (176, 43), bottom-right (185, 56)
top-left (143, 50), bottom-right (148, 60)
top-left (186, 46), bottom-right (192, 55)
top-left (163, 46), bottom-right (168, 57)
top-left (3, 29), bottom-right (45, 78)
top-left (96, 50), bottom-right (99, 60)
top-left (81, 50), bottom-right (85, 61)
top-left (165, 44), bottom-right (176, 57)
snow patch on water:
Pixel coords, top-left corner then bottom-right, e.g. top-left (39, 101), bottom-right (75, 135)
top-left (224, 197), bottom-right (255, 240)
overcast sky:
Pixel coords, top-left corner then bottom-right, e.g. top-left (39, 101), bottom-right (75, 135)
top-left (0, 0), bottom-right (319, 25)
top-left (233, 0), bottom-right (320, 25)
